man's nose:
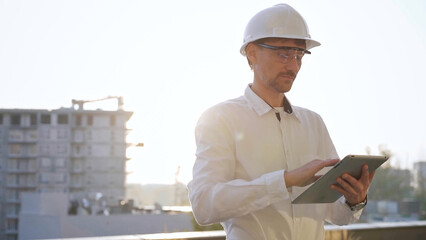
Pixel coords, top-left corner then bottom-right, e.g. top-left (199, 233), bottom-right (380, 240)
top-left (284, 56), bottom-right (301, 71)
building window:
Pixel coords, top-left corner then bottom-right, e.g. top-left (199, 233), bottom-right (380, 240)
top-left (41, 129), bottom-right (50, 139)
top-left (75, 115), bottom-right (82, 126)
top-left (7, 190), bottom-right (19, 201)
top-left (7, 204), bottom-right (19, 215)
top-left (110, 146), bottom-right (115, 156)
top-left (17, 160), bottom-right (25, 171)
top-left (0, 114), bottom-right (3, 124)
top-left (7, 174), bottom-right (18, 185)
top-left (58, 114), bottom-right (68, 124)
top-left (55, 173), bottom-right (66, 183)
top-left (9, 144), bottom-right (21, 155)
top-left (8, 159), bottom-right (18, 170)
top-left (56, 144), bottom-right (68, 155)
top-left (41, 158), bottom-right (51, 167)
top-left (8, 130), bottom-right (23, 141)
top-left (110, 116), bottom-right (116, 126)
top-left (72, 159), bottom-right (82, 171)
top-left (57, 129), bottom-right (68, 139)
top-left (40, 173), bottom-right (50, 183)
top-left (39, 144), bottom-right (50, 154)
top-left (6, 219), bottom-right (18, 231)
top-left (71, 174), bottom-right (83, 186)
top-left (30, 114), bottom-right (37, 125)
top-left (41, 114), bottom-right (51, 124)
top-left (11, 114), bottom-right (21, 126)
top-left (87, 145), bottom-right (92, 155)
top-left (29, 144), bottom-right (37, 156)
top-left (55, 158), bottom-right (66, 168)
top-left (28, 130), bottom-right (38, 141)
top-left (26, 159), bottom-right (36, 171)
top-left (87, 116), bottom-right (93, 126)
top-left (86, 130), bottom-right (92, 140)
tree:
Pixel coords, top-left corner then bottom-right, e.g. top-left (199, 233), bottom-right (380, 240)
top-left (368, 167), bottom-right (413, 201)
top-left (366, 145), bottom-right (414, 201)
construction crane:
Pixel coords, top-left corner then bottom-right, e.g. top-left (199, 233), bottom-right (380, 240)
top-left (72, 96), bottom-right (124, 110)
top-left (174, 165), bottom-right (181, 206)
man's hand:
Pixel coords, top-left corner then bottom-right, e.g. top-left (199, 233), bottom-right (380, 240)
top-left (331, 164), bottom-right (375, 205)
top-left (284, 159), bottom-right (339, 188)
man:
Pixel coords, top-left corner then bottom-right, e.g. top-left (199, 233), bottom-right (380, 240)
top-left (188, 4), bottom-right (373, 239)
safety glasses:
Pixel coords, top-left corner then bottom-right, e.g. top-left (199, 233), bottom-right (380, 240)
top-left (256, 43), bottom-right (310, 65)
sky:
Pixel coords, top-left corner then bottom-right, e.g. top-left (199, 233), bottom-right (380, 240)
top-left (1, 0), bottom-right (425, 185)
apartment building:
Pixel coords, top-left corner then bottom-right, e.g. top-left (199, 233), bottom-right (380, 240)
top-left (0, 105), bottom-right (132, 240)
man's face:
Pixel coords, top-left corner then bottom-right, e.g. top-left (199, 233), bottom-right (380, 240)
top-left (249, 38), bottom-right (307, 94)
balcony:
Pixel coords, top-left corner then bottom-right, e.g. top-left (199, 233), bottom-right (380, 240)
top-left (7, 168), bottom-right (37, 173)
top-left (70, 168), bottom-right (84, 173)
top-left (5, 229), bottom-right (18, 235)
top-left (69, 184), bottom-right (84, 189)
top-left (6, 213), bottom-right (19, 219)
top-left (6, 183), bottom-right (37, 189)
top-left (6, 198), bottom-right (20, 204)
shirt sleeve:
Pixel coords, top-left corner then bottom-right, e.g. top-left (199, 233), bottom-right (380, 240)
top-left (316, 115), bottom-right (363, 225)
top-left (187, 108), bottom-right (290, 225)
top-left (326, 197), bottom-right (363, 225)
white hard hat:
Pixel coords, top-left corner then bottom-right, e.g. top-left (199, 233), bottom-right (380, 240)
top-left (240, 4), bottom-right (320, 56)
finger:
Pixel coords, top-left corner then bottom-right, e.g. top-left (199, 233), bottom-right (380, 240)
top-left (314, 174), bottom-right (323, 179)
top-left (342, 174), bottom-right (362, 190)
top-left (360, 164), bottom-right (370, 184)
top-left (336, 176), bottom-right (359, 196)
top-left (305, 175), bottom-right (323, 186)
top-left (312, 175), bottom-right (322, 182)
top-left (311, 159), bottom-right (339, 174)
top-left (330, 183), bottom-right (348, 196)
top-left (303, 177), bottom-right (317, 186)
top-left (333, 178), bottom-right (362, 204)
top-left (331, 183), bottom-right (360, 204)
top-left (317, 159), bottom-right (339, 171)
top-left (324, 158), bottom-right (340, 167)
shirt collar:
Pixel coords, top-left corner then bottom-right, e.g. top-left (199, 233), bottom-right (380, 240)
top-left (244, 85), bottom-right (300, 121)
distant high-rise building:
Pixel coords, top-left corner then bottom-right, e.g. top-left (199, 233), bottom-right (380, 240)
top-left (414, 161), bottom-right (426, 192)
top-left (0, 103), bottom-right (133, 240)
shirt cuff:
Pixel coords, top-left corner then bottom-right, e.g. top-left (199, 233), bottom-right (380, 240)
top-left (339, 196), bottom-right (363, 218)
top-left (264, 169), bottom-right (289, 201)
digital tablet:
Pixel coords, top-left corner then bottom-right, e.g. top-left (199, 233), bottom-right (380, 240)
top-left (291, 155), bottom-right (389, 204)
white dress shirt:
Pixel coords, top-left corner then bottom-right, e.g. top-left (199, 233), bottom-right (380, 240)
top-left (188, 85), bottom-right (362, 240)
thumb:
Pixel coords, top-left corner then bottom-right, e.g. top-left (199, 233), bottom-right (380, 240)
top-left (313, 175), bottom-right (323, 181)
top-left (306, 175), bottom-right (323, 185)
top-left (316, 159), bottom-right (339, 172)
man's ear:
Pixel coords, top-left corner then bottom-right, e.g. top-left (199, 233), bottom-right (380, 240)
top-left (246, 43), bottom-right (258, 66)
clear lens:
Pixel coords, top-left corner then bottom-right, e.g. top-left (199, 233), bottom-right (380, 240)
top-left (275, 51), bottom-right (303, 67)
top-left (256, 43), bottom-right (307, 67)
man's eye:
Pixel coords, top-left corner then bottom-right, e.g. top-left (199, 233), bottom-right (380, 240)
top-left (278, 53), bottom-right (290, 59)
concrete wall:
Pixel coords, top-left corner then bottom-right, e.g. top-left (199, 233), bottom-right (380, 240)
top-left (20, 192), bottom-right (68, 216)
top-left (19, 213), bottom-right (193, 240)
top-left (19, 192), bottom-right (193, 240)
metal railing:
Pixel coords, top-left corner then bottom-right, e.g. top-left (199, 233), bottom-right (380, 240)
top-left (42, 221), bottom-right (426, 240)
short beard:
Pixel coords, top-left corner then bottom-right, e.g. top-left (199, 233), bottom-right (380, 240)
top-left (269, 71), bottom-right (297, 93)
